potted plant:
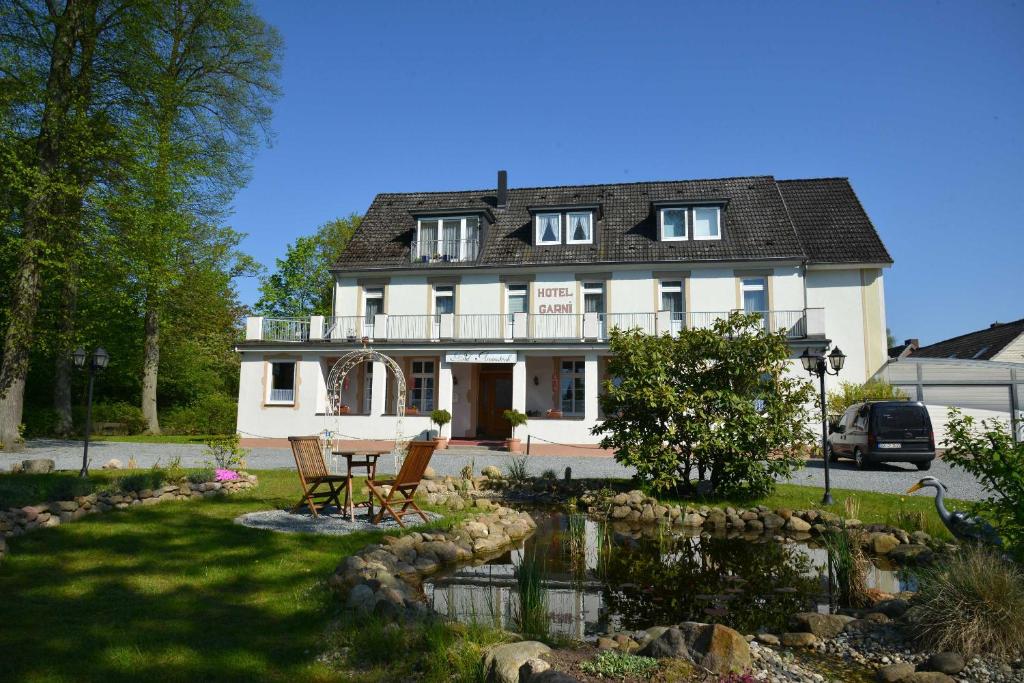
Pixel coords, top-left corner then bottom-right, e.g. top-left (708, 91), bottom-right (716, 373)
top-left (338, 404), bottom-right (351, 415)
top-left (503, 408), bottom-right (528, 454)
top-left (430, 408), bottom-right (452, 449)
top-left (546, 408), bottom-right (563, 419)
top-left (406, 404), bottom-right (419, 415)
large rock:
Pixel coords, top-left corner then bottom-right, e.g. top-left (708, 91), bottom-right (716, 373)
top-left (785, 516), bottom-right (812, 533)
top-left (347, 584), bottom-right (376, 612)
top-left (877, 662), bottom-right (915, 682)
top-left (21, 458), bottom-right (54, 474)
top-left (874, 598), bottom-right (910, 619)
top-left (101, 458), bottom-right (122, 470)
top-left (640, 623), bottom-right (749, 675)
top-left (871, 533), bottom-right (901, 555)
top-left (483, 641), bottom-right (551, 683)
top-left (791, 612), bottom-right (854, 639)
top-left (780, 632), bottom-right (818, 647)
top-left (886, 544), bottom-right (933, 563)
top-left (902, 673), bottom-right (956, 683)
top-left (639, 627), bottom-right (691, 660)
top-left (920, 652), bottom-right (965, 675)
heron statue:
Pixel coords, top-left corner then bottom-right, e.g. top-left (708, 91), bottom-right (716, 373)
top-left (905, 476), bottom-right (1002, 546)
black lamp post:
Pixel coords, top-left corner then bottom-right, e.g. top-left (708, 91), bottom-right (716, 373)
top-left (800, 345), bottom-right (846, 505)
top-left (73, 347), bottom-right (109, 478)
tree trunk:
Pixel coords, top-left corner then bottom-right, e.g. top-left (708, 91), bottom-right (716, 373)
top-left (0, 1), bottom-right (86, 450)
top-left (53, 266), bottom-right (79, 437)
top-left (142, 305), bottom-right (161, 433)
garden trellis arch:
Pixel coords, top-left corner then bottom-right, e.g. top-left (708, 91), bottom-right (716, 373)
top-left (324, 349), bottom-right (409, 470)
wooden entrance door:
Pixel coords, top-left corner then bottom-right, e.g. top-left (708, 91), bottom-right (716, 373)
top-left (477, 368), bottom-right (513, 439)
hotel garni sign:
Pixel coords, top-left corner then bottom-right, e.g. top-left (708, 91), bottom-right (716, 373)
top-left (535, 285), bottom-right (574, 314)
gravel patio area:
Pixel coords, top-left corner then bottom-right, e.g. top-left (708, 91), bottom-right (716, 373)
top-left (8, 439), bottom-right (988, 501)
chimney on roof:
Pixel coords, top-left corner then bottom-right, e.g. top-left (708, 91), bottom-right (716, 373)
top-left (497, 170), bottom-right (508, 208)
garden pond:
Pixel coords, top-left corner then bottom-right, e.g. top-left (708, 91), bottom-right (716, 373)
top-left (424, 508), bottom-right (915, 639)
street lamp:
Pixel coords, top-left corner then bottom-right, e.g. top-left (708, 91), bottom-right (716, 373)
top-left (800, 345), bottom-right (845, 505)
top-left (73, 347), bottom-right (109, 478)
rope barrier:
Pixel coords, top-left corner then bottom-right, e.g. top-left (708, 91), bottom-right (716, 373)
top-left (522, 433), bottom-right (610, 450)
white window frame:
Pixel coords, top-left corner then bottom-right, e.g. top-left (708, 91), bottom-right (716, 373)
top-left (582, 281), bottom-right (605, 313)
top-left (267, 360), bottom-right (296, 405)
top-left (535, 212), bottom-right (562, 245)
top-left (415, 216), bottom-right (480, 262)
top-left (692, 206), bottom-right (721, 241)
top-left (659, 207), bottom-right (688, 241)
top-left (409, 359), bottom-right (436, 413)
top-left (432, 285), bottom-right (454, 317)
top-left (740, 277), bottom-right (768, 312)
top-left (560, 359), bottom-right (586, 416)
top-left (362, 363), bottom-right (373, 415)
top-left (565, 211), bottom-right (594, 244)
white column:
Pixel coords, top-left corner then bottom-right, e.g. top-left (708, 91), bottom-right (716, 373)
top-left (584, 353), bottom-right (599, 422)
top-left (512, 353), bottom-right (527, 413)
top-left (245, 316), bottom-right (263, 341)
top-left (438, 360), bottom-right (453, 437)
top-left (309, 315), bottom-right (325, 340)
top-left (370, 360), bottom-right (386, 416)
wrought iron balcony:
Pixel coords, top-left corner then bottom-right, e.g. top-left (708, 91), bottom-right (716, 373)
top-left (409, 238), bottom-right (480, 264)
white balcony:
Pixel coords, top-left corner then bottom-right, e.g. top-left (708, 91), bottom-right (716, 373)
top-left (245, 309), bottom-right (824, 343)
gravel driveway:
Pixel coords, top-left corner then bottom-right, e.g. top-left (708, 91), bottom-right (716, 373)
top-left (7, 439), bottom-right (987, 502)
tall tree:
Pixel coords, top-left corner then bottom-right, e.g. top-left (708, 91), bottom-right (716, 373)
top-left (255, 214), bottom-right (361, 318)
top-left (115, 0), bottom-right (281, 432)
top-left (0, 0), bottom-right (128, 449)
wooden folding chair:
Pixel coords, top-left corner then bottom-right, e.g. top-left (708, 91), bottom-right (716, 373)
top-left (288, 436), bottom-right (348, 517)
top-left (367, 440), bottom-right (438, 527)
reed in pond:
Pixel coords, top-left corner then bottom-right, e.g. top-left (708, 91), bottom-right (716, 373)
top-left (821, 529), bottom-right (870, 608)
top-left (513, 545), bottom-right (550, 640)
top-left (563, 513), bottom-right (588, 589)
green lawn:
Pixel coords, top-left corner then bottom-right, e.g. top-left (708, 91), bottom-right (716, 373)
top-left (0, 470), bottom-right (470, 683)
top-left (0, 470), bottom-right (964, 682)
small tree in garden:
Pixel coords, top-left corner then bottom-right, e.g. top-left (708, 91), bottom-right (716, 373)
top-left (429, 409), bottom-right (452, 436)
top-left (594, 311), bottom-right (817, 498)
top-left (943, 409), bottom-right (1024, 561)
top-left (504, 409), bottom-right (528, 441)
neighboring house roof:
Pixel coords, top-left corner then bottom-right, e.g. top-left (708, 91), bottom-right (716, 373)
top-left (910, 318), bottom-right (1024, 361)
top-left (335, 174), bottom-right (892, 270)
top-left (888, 338), bottom-right (919, 359)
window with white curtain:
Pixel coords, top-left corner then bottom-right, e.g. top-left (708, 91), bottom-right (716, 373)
top-left (560, 359), bottom-right (585, 415)
top-left (268, 361), bottom-right (295, 404)
top-left (410, 360), bottom-right (436, 412)
top-left (433, 285), bottom-right (454, 318)
top-left (566, 212), bottom-right (593, 244)
top-left (741, 277), bottom-right (768, 312)
top-left (536, 213), bottom-right (561, 245)
top-left (507, 284), bottom-right (528, 314)
top-left (415, 216), bottom-right (481, 261)
top-left (583, 282), bottom-right (605, 313)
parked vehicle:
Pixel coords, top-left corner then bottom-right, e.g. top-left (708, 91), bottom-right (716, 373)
top-left (827, 400), bottom-right (935, 470)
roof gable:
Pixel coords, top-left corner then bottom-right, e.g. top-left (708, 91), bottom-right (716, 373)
top-left (911, 318), bottom-right (1024, 361)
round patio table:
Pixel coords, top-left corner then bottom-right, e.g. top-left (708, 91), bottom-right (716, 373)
top-left (332, 449), bottom-right (391, 522)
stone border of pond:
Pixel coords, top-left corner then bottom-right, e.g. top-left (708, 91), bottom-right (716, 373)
top-left (327, 503), bottom-right (536, 620)
top-left (0, 473), bottom-right (258, 564)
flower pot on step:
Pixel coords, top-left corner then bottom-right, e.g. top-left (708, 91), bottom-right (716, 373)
top-left (506, 437), bottom-right (523, 453)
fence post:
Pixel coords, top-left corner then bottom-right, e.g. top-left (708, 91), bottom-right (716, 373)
top-left (526, 434), bottom-right (531, 455)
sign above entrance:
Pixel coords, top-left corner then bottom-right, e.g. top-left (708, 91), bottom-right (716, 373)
top-left (445, 351), bottom-right (517, 364)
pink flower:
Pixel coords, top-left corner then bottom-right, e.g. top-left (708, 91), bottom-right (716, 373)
top-left (215, 468), bottom-right (240, 481)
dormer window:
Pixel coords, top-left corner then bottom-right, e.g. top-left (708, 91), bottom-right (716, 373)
top-left (659, 208), bottom-right (687, 241)
top-left (536, 213), bottom-right (561, 245)
top-left (413, 215), bottom-right (481, 263)
top-left (533, 209), bottom-right (595, 246)
top-left (566, 212), bottom-right (593, 244)
top-left (693, 206), bottom-right (721, 240)
top-left (657, 205), bottom-right (722, 242)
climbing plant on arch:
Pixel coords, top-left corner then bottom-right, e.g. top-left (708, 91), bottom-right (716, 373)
top-left (324, 349), bottom-right (408, 469)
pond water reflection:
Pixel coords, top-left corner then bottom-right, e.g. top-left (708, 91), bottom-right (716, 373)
top-left (425, 510), bottom-right (913, 638)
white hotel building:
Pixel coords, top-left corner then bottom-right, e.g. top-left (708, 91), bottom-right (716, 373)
top-left (236, 172), bottom-right (892, 445)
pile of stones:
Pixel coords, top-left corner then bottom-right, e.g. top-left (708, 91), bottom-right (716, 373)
top-left (328, 504), bottom-right (535, 619)
top-left (0, 471), bottom-right (258, 564)
top-left (582, 489), bottom-right (945, 561)
top-left (414, 465), bottom-right (506, 509)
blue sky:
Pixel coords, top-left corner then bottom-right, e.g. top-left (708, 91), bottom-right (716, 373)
top-left (234, 0), bottom-right (1023, 346)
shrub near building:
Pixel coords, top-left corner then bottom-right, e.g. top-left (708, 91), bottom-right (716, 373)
top-left (594, 311), bottom-right (817, 499)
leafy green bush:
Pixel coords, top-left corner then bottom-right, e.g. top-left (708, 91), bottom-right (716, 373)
top-left (187, 468), bottom-right (216, 484)
top-left (826, 380), bottom-right (907, 420)
top-left (912, 546), bottom-right (1024, 658)
top-left (579, 651), bottom-right (659, 679)
top-left (203, 434), bottom-right (249, 470)
top-left (429, 409), bottom-right (451, 431)
top-left (21, 408), bottom-right (61, 438)
top-left (595, 311), bottom-right (817, 498)
top-left (942, 408), bottom-right (1024, 560)
top-left (505, 454), bottom-right (530, 484)
top-left (162, 393), bottom-right (237, 435)
top-left (89, 401), bottom-right (148, 434)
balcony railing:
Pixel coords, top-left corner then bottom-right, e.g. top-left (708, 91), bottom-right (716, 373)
top-left (410, 238), bottom-right (480, 264)
top-left (246, 309), bottom-right (824, 343)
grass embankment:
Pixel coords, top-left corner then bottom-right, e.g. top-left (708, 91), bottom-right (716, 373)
top-left (653, 481), bottom-right (964, 541)
top-left (0, 469), bottom-right (491, 683)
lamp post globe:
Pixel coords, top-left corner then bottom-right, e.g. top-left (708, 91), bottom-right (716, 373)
top-left (72, 347), bottom-right (87, 370)
top-left (93, 347), bottom-right (109, 370)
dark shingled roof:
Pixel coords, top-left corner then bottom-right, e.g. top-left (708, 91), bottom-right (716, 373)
top-left (911, 318), bottom-right (1024, 360)
top-left (335, 175), bottom-right (892, 270)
